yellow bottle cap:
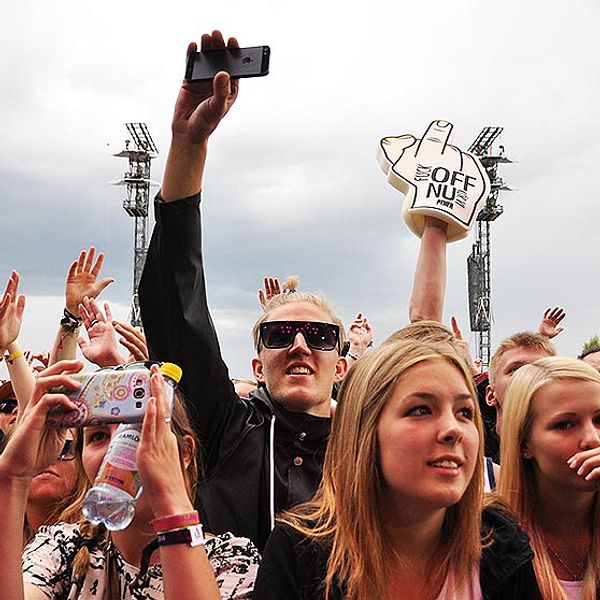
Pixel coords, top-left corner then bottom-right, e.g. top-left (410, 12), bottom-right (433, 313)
top-left (159, 362), bottom-right (183, 384)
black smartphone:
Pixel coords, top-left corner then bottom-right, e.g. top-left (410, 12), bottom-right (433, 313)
top-left (185, 46), bottom-right (270, 81)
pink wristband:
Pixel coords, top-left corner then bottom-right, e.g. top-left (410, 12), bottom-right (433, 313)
top-left (150, 510), bottom-right (200, 534)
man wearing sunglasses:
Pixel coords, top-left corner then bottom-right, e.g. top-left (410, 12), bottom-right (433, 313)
top-left (139, 30), bottom-right (449, 551)
top-left (138, 31), bottom-right (354, 552)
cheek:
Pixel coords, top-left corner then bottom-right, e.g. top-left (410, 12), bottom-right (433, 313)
top-left (81, 449), bottom-right (105, 483)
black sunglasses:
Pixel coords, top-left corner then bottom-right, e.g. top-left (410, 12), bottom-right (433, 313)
top-left (259, 321), bottom-right (340, 352)
top-left (58, 439), bottom-right (76, 462)
top-left (0, 399), bottom-right (17, 414)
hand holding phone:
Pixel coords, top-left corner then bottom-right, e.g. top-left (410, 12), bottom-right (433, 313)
top-left (185, 46), bottom-right (270, 81)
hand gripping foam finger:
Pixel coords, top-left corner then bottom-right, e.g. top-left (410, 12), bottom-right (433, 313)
top-left (377, 120), bottom-right (491, 242)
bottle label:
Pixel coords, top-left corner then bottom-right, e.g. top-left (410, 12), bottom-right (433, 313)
top-left (95, 427), bottom-right (142, 497)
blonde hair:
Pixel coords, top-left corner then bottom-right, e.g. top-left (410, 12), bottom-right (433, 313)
top-left (60, 389), bottom-right (199, 580)
top-left (383, 320), bottom-right (454, 345)
top-left (488, 332), bottom-right (555, 386)
top-left (252, 291), bottom-right (347, 353)
top-left (281, 338), bottom-right (484, 600)
top-left (499, 357), bottom-right (600, 599)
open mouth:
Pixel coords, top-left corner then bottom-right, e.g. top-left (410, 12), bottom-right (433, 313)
top-left (286, 365), bottom-right (313, 376)
top-left (427, 459), bottom-right (463, 469)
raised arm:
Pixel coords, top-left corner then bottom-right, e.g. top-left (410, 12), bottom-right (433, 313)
top-left (139, 31), bottom-right (246, 468)
top-left (0, 360), bottom-right (82, 600)
top-left (0, 272), bottom-right (34, 411)
top-left (409, 217), bottom-right (448, 322)
top-left (49, 247), bottom-right (114, 364)
top-left (161, 31), bottom-right (239, 201)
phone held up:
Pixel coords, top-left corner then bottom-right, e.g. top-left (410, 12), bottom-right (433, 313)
top-left (47, 366), bottom-right (165, 428)
top-left (185, 45), bottom-right (270, 81)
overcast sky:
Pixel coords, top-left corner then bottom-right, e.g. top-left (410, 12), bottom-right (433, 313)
top-left (1, 0), bottom-right (598, 379)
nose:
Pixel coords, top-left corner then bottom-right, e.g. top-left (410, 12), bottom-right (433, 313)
top-left (437, 411), bottom-right (463, 445)
top-left (579, 421), bottom-right (600, 451)
top-left (287, 332), bottom-right (310, 355)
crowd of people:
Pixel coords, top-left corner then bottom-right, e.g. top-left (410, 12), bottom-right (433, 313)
top-left (1, 29), bottom-right (599, 600)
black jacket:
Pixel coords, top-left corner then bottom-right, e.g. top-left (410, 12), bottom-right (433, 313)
top-left (253, 508), bottom-right (542, 600)
top-left (139, 194), bottom-right (331, 551)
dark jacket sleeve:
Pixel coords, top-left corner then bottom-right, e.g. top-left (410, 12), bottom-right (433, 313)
top-left (252, 524), bottom-right (305, 600)
top-left (138, 194), bottom-right (240, 467)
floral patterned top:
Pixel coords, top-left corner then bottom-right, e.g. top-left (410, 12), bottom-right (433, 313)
top-left (22, 523), bottom-right (259, 600)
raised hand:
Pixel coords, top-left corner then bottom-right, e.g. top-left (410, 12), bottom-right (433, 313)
top-left (451, 315), bottom-right (482, 376)
top-left (172, 31), bottom-right (240, 144)
top-left (137, 366), bottom-right (193, 515)
top-left (0, 360), bottom-right (82, 481)
top-left (65, 247), bottom-right (114, 316)
top-left (78, 297), bottom-right (124, 367)
top-left (0, 271), bottom-right (26, 352)
top-left (113, 320), bottom-right (149, 362)
top-left (258, 277), bottom-right (282, 308)
top-left (538, 306), bottom-right (566, 339)
top-left (347, 313), bottom-right (373, 359)
top-left (377, 120), bottom-right (490, 242)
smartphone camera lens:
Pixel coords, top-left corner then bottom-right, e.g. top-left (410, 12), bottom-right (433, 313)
top-left (133, 387), bottom-right (146, 399)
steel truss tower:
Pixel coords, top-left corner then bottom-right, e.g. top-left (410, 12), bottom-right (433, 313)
top-left (467, 127), bottom-right (514, 367)
top-left (111, 123), bottom-right (159, 328)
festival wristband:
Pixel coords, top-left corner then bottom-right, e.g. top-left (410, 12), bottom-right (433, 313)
top-left (150, 510), bottom-right (200, 534)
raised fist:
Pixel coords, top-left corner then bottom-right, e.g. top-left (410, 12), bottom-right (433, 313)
top-left (377, 120), bottom-right (490, 242)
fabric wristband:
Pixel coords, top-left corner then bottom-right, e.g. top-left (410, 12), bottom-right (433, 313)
top-left (150, 510), bottom-right (200, 534)
top-left (157, 524), bottom-right (205, 548)
top-left (60, 307), bottom-right (82, 333)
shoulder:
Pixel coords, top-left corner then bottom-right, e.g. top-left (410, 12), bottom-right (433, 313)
top-left (24, 522), bottom-right (84, 554)
top-left (480, 508), bottom-right (540, 598)
top-left (206, 531), bottom-right (261, 564)
top-left (205, 532), bottom-right (260, 600)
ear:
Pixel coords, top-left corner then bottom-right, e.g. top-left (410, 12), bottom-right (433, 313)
top-left (333, 356), bottom-right (349, 383)
top-left (252, 357), bottom-right (265, 383)
top-left (181, 434), bottom-right (196, 469)
top-left (485, 385), bottom-right (497, 407)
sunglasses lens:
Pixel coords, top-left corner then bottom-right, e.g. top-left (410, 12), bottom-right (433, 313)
top-left (0, 400), bottom-right (17, 414)
top-left (303, 323), bottom-right (339, 351)
top-left (59, 439), bottom-right (76, 461)
top-left (261, 322), bottom-right (295, 349)
top-left (260, 322), bottom-right (339, 351)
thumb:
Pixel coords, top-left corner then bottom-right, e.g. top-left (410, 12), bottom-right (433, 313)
top-left (95, 278), bottom-right (115, 296)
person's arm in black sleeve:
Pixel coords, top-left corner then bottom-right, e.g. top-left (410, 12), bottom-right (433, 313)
top-left (252, 524), bottom-right (307, 600)
top-left (138, 31), bottom-right (241, 460)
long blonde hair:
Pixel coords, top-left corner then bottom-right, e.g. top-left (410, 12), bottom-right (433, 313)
top-left (282, 338), bottom-right (484, 600)
top-left (499, 356), bottom-right (600, 599)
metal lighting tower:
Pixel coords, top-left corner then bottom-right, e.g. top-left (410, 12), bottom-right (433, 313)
top-left (466, 127), bottom-right (514, 367)
top-left (111, 123), bottom-right (159, 328)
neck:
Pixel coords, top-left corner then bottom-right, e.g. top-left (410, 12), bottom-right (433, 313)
top-left (533, 479), bottom-right (595, 540)
top-left (25, 503), bottom-right (53, 537)
top-left (110, 512), bottom-right (156, 566)
top-left (378, 494), bottom-right (445, 564)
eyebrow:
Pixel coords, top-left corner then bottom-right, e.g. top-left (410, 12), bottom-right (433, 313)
top-left (407, 392), bottom-right (474, 402)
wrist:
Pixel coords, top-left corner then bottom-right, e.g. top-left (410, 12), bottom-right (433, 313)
top-left (148, 491), bottom-right (194, 519)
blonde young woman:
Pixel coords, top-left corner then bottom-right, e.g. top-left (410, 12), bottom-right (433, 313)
top-left (498, 357), bottom-right (600, 600)
top-left (0, 360), bottom-right (259, 600)
top-left (253, 338), bottom-right (541, 600)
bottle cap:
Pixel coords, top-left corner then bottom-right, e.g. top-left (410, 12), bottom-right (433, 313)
top-left (159, 362), bottom-right (183, 384)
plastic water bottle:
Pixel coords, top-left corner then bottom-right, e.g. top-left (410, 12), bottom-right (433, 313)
top-left (82, 363), bottom-right (182, 530)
